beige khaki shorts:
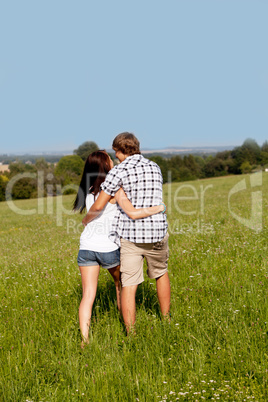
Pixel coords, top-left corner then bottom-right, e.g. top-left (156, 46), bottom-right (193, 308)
top-left (120, 232), bottom-right (169, 287)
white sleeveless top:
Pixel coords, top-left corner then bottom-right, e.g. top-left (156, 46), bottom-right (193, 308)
top-left (79, 193), bottom-right (119, 252)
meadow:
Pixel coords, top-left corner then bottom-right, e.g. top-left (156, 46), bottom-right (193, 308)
top-left (0, 173), bottom-right (267, 401)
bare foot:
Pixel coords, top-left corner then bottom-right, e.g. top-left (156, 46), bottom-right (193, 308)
top-left (126, 325), bottom-right (136, 337)
top-left (81, 339), bottom-right (89, 349)
top-left (162, 312), bottom-right (171, 323)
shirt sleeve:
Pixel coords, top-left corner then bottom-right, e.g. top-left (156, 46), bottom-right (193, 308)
top-left (100, 166), bottom-right (122, 196)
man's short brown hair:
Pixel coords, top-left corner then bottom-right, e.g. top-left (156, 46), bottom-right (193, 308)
top-left (112, 132), bottom-right (141, 156)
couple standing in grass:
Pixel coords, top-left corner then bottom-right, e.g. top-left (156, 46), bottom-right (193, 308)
top-left (73, 132), bottom-right (170, 345)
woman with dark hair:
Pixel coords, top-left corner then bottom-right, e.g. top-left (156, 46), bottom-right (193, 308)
top-left (73, 150), bottom-right (165, 347)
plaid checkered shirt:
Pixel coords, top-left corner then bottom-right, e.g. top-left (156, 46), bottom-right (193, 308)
top-left (100, 154), bottom-right (168, 246)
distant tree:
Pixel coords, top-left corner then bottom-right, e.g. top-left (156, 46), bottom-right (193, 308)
top-left (214, 150), bottom-right (235, 174)
top-left (230, 147), bottom-right (243, 173)
top-left (203, 157), bottom-right (227, 177)
top-left (8, 161), bottom-right (35, 176)
top-left (0, 175), bottom-right (9, 202)
top-left (55, 155), bottom-right (84, 177)
top-left (74, 141), bottom-right (99, 161)
top-left (183, 154), bottom-right (201, 178)
top-left (260, 152), bottom-right (268, 166)
top-left (34, 158), bottom-right (61, 197)
top-left (54, 155), bottom-right (84, 192)
top-left (240, 161), bottom-right (252, 174)
top-left (168, 155), bottom-right (183, 169)
top-left (231, 139), bottom-right (261, 173)
top-left (216, 150), bottom-right (232, 160)
top-left (166, 155), bottom-right (183, 182)
top-left (243, 138), bottom-right (260, 153)
top-left (241, 138), bottom-right (261, 164)
top-left (223, 157), bottom-right (235, 174)
top-left (149, 156), bottom-right (169, 183)
top-left (35, 158), bottom-right (48, 170)
top-left (168, 167), bottom-right (181, 182)
top-left (261, 140), bottom-right (268, 153)
top-left (10, 177), bottom-right (37, 200)
top-left (177, 167), bottom-right (196, 182)
top-left (194, 155), bottom-right (206, 167)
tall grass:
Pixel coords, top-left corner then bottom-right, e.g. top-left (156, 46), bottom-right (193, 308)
top-left (0, 173), bottom-right (267, 401)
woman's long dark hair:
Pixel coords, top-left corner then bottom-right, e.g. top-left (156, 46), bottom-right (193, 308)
top-left (73, 150), bottom-right (112, 213)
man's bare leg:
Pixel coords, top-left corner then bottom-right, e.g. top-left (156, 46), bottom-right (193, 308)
top-left (156, 272), bottom-right (170, 318)
top-left (121, 284), bottom-right (138, 334)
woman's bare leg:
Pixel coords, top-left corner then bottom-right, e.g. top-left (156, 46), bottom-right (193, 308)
top-left (108, 265), bottom-right (121, 312)
top-left (79, 265), bottom-right (100, 347)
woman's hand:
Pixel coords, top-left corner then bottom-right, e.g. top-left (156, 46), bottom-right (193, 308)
top-left (160, 202), bottom-right (167, 214)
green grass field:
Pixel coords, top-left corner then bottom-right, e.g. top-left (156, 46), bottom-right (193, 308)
top-left (0, 173), bottom-right (267, 401)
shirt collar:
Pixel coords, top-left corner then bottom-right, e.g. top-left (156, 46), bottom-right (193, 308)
top-left (121, 154), bottom-right (147, 166)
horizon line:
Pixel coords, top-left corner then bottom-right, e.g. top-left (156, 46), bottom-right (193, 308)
top-left (0, 144), bottom-right (241, 156)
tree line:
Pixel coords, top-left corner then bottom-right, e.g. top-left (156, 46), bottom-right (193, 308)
top-left (0, 139), bottom-right (267, 201)
top-left (0, 142), bottom-right (98, 202)
top-left (149, 138), bottom-right (268, 183)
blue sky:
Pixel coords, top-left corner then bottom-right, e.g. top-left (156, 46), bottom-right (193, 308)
top-left (0, 0), bottom-right (267, 153)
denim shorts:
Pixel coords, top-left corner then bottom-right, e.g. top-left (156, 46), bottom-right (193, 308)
top-left (77, 249), bottom-right (120, 269)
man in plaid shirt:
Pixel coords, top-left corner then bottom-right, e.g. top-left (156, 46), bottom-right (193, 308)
top-left (82, 132), bottom-right (170, 333)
